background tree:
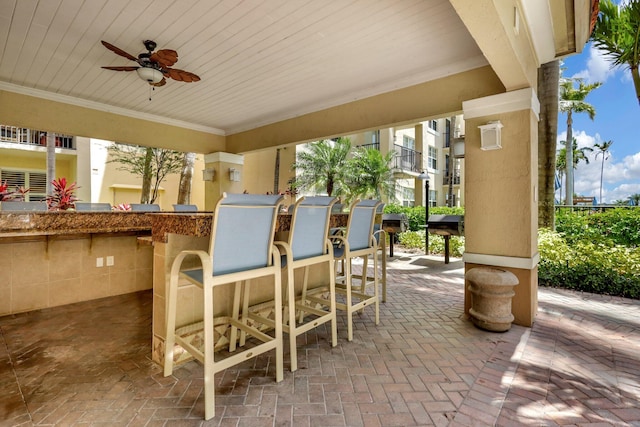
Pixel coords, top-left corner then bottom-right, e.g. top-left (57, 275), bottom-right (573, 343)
top-left (629, 193), bottom-right (640, 206)
top-left (538, 60), bottom-right (560, 228)
top-left (591, 0), bottom-right (640, 107)
top-left (344, 147), bottom-right (395, 201)
top-left (559, 76), bottom-right (601, 205)
top-left (594, 140), bottom-right (613, 204)
top-left (291, 137), bottom-right (350, 196)
top-left (177, 152), bottom-right (196, 204)
top-left (109, 143), bottom-right (184, 204)
top-left (557, 138), bottom-right (593, 202)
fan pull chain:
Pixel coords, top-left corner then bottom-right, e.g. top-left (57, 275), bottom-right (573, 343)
top-left (148, 85), bottom-right (153, 101)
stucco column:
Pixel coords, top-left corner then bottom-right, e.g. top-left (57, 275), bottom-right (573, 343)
top-left (462, 88), bottom-right (540, 327)
top-left (203, 152), bottom-right (244, 210)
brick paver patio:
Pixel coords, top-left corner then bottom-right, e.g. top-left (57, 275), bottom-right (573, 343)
top-left (1, 252), bottom-right (639, 426)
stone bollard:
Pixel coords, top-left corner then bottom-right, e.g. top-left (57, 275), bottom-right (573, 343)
top-left (467, 267), bottom-right (519, 332)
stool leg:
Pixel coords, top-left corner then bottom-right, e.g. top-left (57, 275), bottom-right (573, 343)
top-left (163, 272), bottom-right (179, 377)
top-left (203, 283), bottom-right (215, 420)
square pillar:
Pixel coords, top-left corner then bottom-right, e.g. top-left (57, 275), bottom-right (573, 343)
top-left (462, 88), bottom-right (540, 326)
top-left (203, 152), bottom-right (244, 210)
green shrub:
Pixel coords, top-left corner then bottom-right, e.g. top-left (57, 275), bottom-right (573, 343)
top-left (397, 229), bottom-right (465, 256)
top-left (538, 227), bottom-right (640, 299)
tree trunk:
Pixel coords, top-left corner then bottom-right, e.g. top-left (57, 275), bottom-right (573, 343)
top-left (565, 110), bottom-right (574, 206)
top-left (537, 60), bottom-right (559, 228)
top-left (177, 152), bottom-right (196, 204)
top-left (46, 133), bottom-right (56, 196)
top-left (631, 65), bottom-right (640, 108)
top-left (140, 147), bottom-right (153, 203)
top-left (274, 149), bottom-right (280, 194)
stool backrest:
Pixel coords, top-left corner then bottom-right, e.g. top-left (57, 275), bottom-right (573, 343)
top-left (173, 204), bottom-right (198, 212)
top-left (345, 199), bottom-right (382, 251)
top-left (289, 196), bottom-right (336, 261)
top-left (210, 193), bottom-right (284, 275)
top-left (130, 203), bottom-right (161, 212)
top-left (0, 201), bottom-right (47, 211)
top-left (75, 202), bottom-right (112, 211)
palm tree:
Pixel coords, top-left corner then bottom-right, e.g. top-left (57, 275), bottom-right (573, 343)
top-left (538, 60), bottom-right (560, 228)
top-left (557, 138), bottom-right (593, 203)
top-left (344, 147), bottom-right (395, 201)
top-left (593, 140), bottom-right (613, 204)
top-left (559, 76), bottom-right (601, 205)
top-left (291, 137), bottom-right (351, 196)
top-left (591, 0), bottom-right (640, 107)
top-left (629, 193), bottom-right (640, 206)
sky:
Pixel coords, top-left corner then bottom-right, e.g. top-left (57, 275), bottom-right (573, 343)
top-left (560, 43), bottom-right (639, 204)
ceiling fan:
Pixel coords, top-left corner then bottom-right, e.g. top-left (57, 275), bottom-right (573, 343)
top-left (100, 40), bottom-right (200, 87)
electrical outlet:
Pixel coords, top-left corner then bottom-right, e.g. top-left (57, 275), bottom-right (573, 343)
top-left (96, 257), bottom-right (104, 267)
top-left (106, 256), bottom-right (114, 266)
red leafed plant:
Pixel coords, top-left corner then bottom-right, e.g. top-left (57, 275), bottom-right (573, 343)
top-left (0, 180), bottom-right (30, 202)
top-left (113, 203), bottom-right (131, 211)
top-left (46, 178), bottom-right (79, 211)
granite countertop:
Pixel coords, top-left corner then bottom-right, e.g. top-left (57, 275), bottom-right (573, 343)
top-left (0, 211), bottom-right (354, 243)
top-left (0, 211), bottom-right (153, 238)
top-left (149, 212), bottom-right (350, 243)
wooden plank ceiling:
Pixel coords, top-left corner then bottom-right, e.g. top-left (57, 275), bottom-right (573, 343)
top-left (0, 0), bottom-right (486, 135)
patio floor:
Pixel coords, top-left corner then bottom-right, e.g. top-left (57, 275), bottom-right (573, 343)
top-left (2, 252), bottom-right (640, 426)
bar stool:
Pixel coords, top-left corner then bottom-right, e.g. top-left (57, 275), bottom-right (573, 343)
top-left (251, 196), bottom-right (338, 372)
top-left (305, 199), bottom-right (382, 341)
top-left (163, 193), bottom-right (285, 420)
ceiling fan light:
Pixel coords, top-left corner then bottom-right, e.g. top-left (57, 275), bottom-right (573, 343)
top-left (136, 67), bottom-right (163, 84)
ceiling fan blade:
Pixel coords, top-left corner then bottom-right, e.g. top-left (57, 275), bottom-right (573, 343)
top-left (151, 49), bottom-right (178, 67)
top-left (166, 68), bottom-right (201, 82)
top-left (101, 40), bottom-right (137, 61)
top-left (101, 66), bottom-right (139, 71)
top-left (151, 78), bottom-right (167, 87)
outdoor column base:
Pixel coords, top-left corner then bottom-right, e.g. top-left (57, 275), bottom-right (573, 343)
top-left (467, 267), bottom-right (519, 332)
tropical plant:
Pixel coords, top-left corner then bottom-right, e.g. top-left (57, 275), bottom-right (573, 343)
top-left (291, 137), bottom-right (351, 196)
top-left (109, 143), bottom-right (184, 204)
top-left (629, 193), bottom-right (640, 206)
top-left (46, 177), bottom-right (79, 211)
top-left (344, 147), bottom-right (395, 201)
top-left (559, 76), bottom-right (601, 205)
top-left (591, 0), bottom-right (640, 107)
top-left (0, 181), bottom-right (29, 202)
top-left (594, 140), bottom-right (613, 204)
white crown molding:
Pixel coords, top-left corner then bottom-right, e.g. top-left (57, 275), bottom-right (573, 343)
top-left (462, 252), bottom-right (540, 270)
top-left (204, 152), bottom-right (244, 165)
top-left (463, 87), bottom-right (540, 121)
top-left (0, 82), bottom-right (225, 136)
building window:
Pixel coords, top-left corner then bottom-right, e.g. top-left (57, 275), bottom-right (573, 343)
top-left (446, 193), bottom-right (457, 207)
top-left (428, 120), bottom-right (438, 131)
top-left (371, 130), bottom-right (380, 145)
top-left (428, 190), bottom-right (437, 207)
top-left (402, 135), bottom-right (415, 150)
top-left (428, 146), bottom-right (437, 170)
top-left (0, 169), bottom-right (47, 201)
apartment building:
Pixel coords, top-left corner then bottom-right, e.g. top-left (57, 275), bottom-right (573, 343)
top-left (348, 116), bottom-right (465, 208)
top-left (0, 124), bottom-right (205, 209)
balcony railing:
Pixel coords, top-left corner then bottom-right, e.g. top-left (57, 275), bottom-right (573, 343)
top-left (1, 125), bottom-right (75, 149)
top-left (357, 143), bottom-right (422, 173)
top-left (443, 173), bottom-right (461, 185)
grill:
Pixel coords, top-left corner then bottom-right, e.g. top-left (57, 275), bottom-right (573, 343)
top-left (427, 214), bottom-right (464, 263)
top-left (382, 213), bottom-right (408, 257)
